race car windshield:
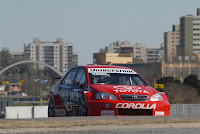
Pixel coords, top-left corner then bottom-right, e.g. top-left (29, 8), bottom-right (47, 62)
top-left (89, 73), bottom-right (148, 86)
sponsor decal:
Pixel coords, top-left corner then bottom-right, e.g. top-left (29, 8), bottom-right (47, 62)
top-left (115, 103), bottom-right (156, 109)
top-left (92, 72), bottom-right (110, 76)
top-left (113, 86), bottom-right (149, 94)
top-left (55, 109), bottom-right (66, 117)
top-left (69, 105), bottom-right (78, 116)
top-left (101, 110), bottom-right (115, 116)
top-left (88, 68), bottom-right (137, 74)
top-left (155, 111), bottom-right (165, 116)
top-left (114, 85), bottom-right (142, 90)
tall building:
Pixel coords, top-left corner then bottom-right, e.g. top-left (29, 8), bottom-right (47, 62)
top-left (164, 25), bottom-right (180, 62)
top-left (73, 53), bottom-right (78, 67)
top-left (93, 53), bottom-right (133, 65)
top-left (1, 47), bottom-right (9, 52)
top-left (100, 41), bottom-right (132, 53)
top-left (133, 43), bottom-right (147, 63)
top-left (97, 41), bottom-right (147, 64)
top-left (179, 8), bottom-right (200, 59)
top-left (11, 52), bottom-right (24, 59)
top-left (147, 44), bottom-right (164, 63)
top-left (24, 38), bottom-right (78, 73)
top-left (97, 41), bottom-right (149, 64)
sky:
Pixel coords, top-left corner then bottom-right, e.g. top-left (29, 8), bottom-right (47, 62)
top-left (0, 0), bottom-right (200, 65)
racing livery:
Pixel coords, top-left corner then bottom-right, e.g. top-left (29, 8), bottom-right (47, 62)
top-left (48, 65), bottom-right (170, 116)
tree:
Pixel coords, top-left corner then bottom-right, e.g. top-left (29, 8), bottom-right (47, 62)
top-left (0, 50), bottom-right (12, 68)
top-left (184, 74), bottom-right (200, 93)
top-left (133, 58), bottom-right (144, 63)
top-left (157, 77), bottom-right (181, 85)
top-left (164, 83), bottom-right (198, 104)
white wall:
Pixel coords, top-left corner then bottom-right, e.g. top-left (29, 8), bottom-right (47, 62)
top-left (34, 106), bottom-right (48, 118)
top-left (5, 106), bottom-right (33, 119)
top-left (5, 106), bottom-right (48, 119)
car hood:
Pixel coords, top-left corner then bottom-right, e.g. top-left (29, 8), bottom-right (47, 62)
top-left (89, 84), bottom-right (156, 95)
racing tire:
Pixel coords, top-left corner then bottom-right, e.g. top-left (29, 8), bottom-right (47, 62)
top-left (48, 97), bottom-right (55, 117)
top-left (79, 95), bottom-right (88, 116)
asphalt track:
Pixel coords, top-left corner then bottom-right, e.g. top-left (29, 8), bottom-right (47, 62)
top-left (1, 116), bottom-right (200, 134)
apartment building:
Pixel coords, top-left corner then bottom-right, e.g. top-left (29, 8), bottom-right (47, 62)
top-left (24, 38), bottom-right (78, 73)
top-left (164, 25), bottom-right (180, 62)
top-left (100, 41), bottom-right (132, 53)
top-left (93, 53), bottom-right (133, 65)
top-left (98, 41), bottom-right (147, 64)
top-left (133, 43), bottom-right (147, 63)
top-left (179, 8), bottom-right (200, 59)
top-left (147, 44), bottom-right (164, 63)
top-left (11, 52), bottom-right (24, 59)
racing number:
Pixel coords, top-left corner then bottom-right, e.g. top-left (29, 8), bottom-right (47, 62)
top-left (63, 90), bottom-right (79, 102)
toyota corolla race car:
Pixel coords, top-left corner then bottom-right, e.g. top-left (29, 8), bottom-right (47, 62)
top-left (48, 65), bottom-right (170, 117)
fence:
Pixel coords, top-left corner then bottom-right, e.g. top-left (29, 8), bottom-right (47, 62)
top-left (170, 104), bottom-right (200, 116)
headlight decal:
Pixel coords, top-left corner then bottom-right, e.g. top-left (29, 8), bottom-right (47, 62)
top-left (150, 93), bottom-right (163, 101)
top-left (96, 92), bottom-right (117, 100)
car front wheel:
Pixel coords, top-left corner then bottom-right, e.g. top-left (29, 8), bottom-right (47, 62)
top-left (48, 97), bottom-right (55, 117)
top-left (79, 95), bottom-right (88, 116)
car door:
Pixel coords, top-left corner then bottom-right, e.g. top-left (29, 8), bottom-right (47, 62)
top-left (73, 68), bottom-right (87, 102)
top-left (59, 68), bottom-right (78, 103)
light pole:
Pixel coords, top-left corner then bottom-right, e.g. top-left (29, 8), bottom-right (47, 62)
top-left (17, 69), bottom-right (20, 106)
top-left (153, 75), bottom-right (156, 88)
top-left (40, 67), bottom-right (42, 106)
top-left (9, 70), bottom-right (12, 98)
top-left (1, 72), bottom-right (3, 101)
top-left (33, 71), bottom-right (35, 102)
top-left (24, 71), bottom-right (26, 101)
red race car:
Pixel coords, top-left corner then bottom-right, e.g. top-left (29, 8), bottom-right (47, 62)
top-left (48, 65), bottom-right (170, 117)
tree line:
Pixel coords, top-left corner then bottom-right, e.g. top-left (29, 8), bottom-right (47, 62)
top-left (157, 74), bottom-right (200, 104)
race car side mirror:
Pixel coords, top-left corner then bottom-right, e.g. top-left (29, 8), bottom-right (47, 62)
top-left (73, 81), bottom-right (80, 85)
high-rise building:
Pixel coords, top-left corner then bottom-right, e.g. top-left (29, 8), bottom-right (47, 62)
top-left (164, 25), bottom-right (180, 62)
top-left (147, 44), bottom-right (164, 63)
top-left (11, 52), bottom-right (24, 59)
top-left (100, 41), bottom-right (132, 53)
top-left (73, 53), bottom-right (78, 67)
top-left (97, 41), bottom-right (148, 64)
top-left (24, 38), bottom-right (78, 73)
top-left (133, 43), bottom-right (147, 63)
top-left (1, 47), bottom-right (9, 52)
top-left (179, 8), bottom-right (200, 59)
top-left (93, 53), bottom-right (133, 65)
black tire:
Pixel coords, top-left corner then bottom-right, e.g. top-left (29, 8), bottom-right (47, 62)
top-left (48, 97), bottom-right (55, 117)
top-left (79, 95), bottom-right (88, 116)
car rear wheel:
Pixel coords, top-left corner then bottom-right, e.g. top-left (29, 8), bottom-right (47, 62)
top-left (79, 95), bottom-right (88, 116)
top-left (48, 97), bottom-right (55, 117)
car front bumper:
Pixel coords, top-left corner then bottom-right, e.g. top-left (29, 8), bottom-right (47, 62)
top-left (87, 100), bottom-right (170, 116)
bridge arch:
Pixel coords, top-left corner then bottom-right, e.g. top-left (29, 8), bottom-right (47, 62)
top-left (0, 60), bottom-right (64, 76)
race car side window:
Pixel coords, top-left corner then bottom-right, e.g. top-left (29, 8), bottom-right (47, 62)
top-left (62, 68), bottom-right (78, 85)
top-left (74, 68), bottom-right (86, 87)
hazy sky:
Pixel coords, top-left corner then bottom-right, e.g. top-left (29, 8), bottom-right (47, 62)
top-left (0, 0), bottom-right (200, 65)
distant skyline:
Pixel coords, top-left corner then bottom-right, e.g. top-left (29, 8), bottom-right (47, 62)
top-left (0, 0), bottom-right (200, 65)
